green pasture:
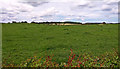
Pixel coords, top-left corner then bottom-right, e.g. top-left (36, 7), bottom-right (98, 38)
top-left (2, 23), bottom-right (118, 64)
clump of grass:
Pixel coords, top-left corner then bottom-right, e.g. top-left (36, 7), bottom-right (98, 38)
top-left (3, 48), bottom-right (120, 67)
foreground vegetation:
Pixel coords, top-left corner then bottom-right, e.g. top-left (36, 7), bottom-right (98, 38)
top-left (3, 48), bottom-right (120, 67)
top-left (2, 23), bottom-right (118, 66)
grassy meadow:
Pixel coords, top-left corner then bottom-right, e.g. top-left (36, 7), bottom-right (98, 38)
top-left (2, 23), bottom-right (118, 65)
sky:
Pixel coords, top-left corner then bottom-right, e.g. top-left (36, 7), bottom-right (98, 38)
top-left (0, 0), bottom-right (119, 23)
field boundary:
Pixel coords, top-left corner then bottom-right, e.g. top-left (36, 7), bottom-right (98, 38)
top-left (0, 24), bottom-right (2, 68)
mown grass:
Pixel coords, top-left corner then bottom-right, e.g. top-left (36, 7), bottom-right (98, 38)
top-left (2, 23), bottom-right (118, 65)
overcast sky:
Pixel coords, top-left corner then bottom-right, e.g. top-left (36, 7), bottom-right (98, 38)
top-left (0, 0), bottom-right (119, 23)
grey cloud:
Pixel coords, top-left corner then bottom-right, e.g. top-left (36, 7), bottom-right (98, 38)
top-left (8, 14), bottom-right (16, 17)
top-left (20, 10), bottom-right (28, 12)
top-left (77, 4), bottom-right (88, 8)
top-left (88, 6), bottom-right (94, 8)
top-left (40, 15), bottom-right (53, 17)
top-left (102, 8), bottom-right (112, 11)
top-left (23, 0), bottom-right (48, 2)
top-left (0, 8), bottom-right (8, 14)
top-left (73, 3), bottom-right (95, 11)
top-left (19, 9), bottom-right (31, 12)
top-left (71, 5), bottom-right (88, 11)
top-left (1, 19), bottom-right (6, 21)
top-left (0, 8), bottom-right (20, 22)
top-left (0, 9), bottom-right (18, 16)
top-left (0, 3), bottom-right (31, 15)
top-left (21, 0), bottom-right (49, 7)
top-left (31, 16), bottom-right (38, 19)
top-left (0, 12), bottom-right (7, 14)
top-left (24, 2), bottom-right (48, 7)
top-left (0, 8), bottom-right (19, 15)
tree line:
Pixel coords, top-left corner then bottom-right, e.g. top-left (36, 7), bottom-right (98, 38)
top-left (8, 21), bottom-right (107, 25)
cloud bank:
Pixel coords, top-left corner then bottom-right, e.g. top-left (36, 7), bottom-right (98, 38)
top-left (0, 0), bottom-right (119, 23)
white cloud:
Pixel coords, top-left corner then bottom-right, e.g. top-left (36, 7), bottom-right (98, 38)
top-left (0, 0), bottom-right (118, 23)
top-left (0, 0), bottom-right (34, 22)
top-left (102, 5), bottom-right (110, 10)
top-left (103, 0), bottom-right (119, 3)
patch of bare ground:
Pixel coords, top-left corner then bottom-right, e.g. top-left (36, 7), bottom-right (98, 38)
top-left (49, 23), bottom-right (82, 25)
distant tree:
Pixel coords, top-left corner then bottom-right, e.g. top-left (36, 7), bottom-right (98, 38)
top-left (45, 21), bottom-right (50, 25)
top-left (21, 21), bottom-right (24, 23)
top-left (55, 23), bottom-right (57, 25)
top-left (102, 22), bottom-right (106, 24)
top-left (21, 21), bottom-right (27, 23)
top-left (31, 21), bottom-right (35, 23)
top-left (8, 22), bottom-right (11, 23)
top-left (12, 21), bottom-right (17, 23)
top-left (24, 21), bottom-right (27, 23)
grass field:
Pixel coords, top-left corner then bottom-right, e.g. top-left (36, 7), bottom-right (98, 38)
top-left (2, 23), bottom-right (118, 65)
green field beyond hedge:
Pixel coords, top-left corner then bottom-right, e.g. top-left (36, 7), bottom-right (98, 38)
top-left (2, 23), bottom-right (118, 65)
